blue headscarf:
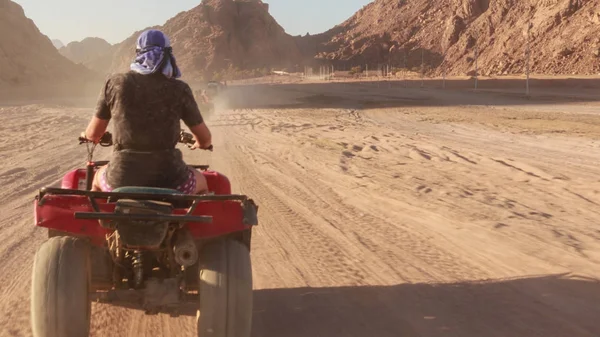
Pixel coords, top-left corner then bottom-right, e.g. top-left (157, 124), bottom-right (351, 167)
top-left (130, 29), bottom-right (181, 78)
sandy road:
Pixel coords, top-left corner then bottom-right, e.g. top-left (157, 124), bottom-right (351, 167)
top-left (0, 82), bottom-right (599, 336)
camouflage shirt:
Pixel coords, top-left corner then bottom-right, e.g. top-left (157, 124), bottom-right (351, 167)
top-left (94, 71), bottom-right (204, 189)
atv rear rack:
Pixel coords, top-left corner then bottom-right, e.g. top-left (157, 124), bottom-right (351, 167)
top-left (37, 187), bottom-right (259, 227)
top-left (37, 187), bottom-right (247, 202)
top-left (89, 161), bottom-right (210, 172)
top-left (74, 213), bottom-right (213, 223)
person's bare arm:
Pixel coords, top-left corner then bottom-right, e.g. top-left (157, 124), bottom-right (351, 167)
top-left (82, 78), bottom-right (112, 142)
top-left (189, 122), bottom-right (212, 149)
top-left (84, 116), bottom-right (110, 143)
top-left (181, 83), bottom-right (211, 149)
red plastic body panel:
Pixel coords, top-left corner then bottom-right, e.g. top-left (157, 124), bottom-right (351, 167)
top-left (35, 196), bottom-right (111, 246)
top-left (35, 196), bottom-right (249, 246)
top-left (41, 168), bottom-right (243, 246)
top-left (61, 168), bottom-right (232, 195)
top-left (202, 170), bottom-right (232, 195)
top-left (61, 168), bottom-right (92, 190)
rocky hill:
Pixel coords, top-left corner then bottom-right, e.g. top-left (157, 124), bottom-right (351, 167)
top-left (0, 0), bottom-right (96, 90)
top-left (59, 37), bottom-right (113, 69)
top-left (51, 39), bottom-right (64, 49)
top-left (299, 0), bottom-right (600, 76)
top-left (106, 0), bottom-right (303, 79)
top-left (7, 0), bottom-right (597, 90)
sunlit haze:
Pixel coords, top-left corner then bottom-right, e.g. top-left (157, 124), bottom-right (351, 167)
top-left (13, 0), bottom-right (373, 45)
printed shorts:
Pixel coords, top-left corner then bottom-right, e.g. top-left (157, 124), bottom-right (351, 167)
top-left (99, 167), bottom-right (197, 194)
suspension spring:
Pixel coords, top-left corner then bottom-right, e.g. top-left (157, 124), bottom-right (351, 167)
top-left (132, 251), bottom-right (144, 289)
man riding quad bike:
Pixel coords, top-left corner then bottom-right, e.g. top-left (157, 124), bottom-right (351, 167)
top-left (30, 29), bottom-right (257, 337)
top-left (194, 81), bottom-right (226, 115)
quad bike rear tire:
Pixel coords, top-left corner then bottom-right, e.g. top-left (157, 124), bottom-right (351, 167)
top-left (197, 239), bottom-right (253, 337)
top-left (31, 236), bottom-right (91, 337)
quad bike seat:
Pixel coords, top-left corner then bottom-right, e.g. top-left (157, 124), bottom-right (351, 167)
top-left (112, 186), bottom-right (183, 195)
top-left (110, 186), bottom-right (192, 208)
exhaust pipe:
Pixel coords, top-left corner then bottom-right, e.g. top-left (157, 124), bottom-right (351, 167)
top-left (173, 230), bottom-right (198, 267)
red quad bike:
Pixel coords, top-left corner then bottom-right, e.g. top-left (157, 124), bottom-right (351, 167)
top-left (30, 131), bottom-right (258, 337)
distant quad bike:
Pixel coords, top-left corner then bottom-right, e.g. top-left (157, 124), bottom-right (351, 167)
top-left (205, 81), bottom-right (220, 98)
top-left (30, 131), bottom-right (258, 337)
top-left (194, 81), bottom-right (227, 114)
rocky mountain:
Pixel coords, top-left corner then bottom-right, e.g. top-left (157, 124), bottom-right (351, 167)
top-left (106, 0), bottom-right (303, 79)
top-left (51, 39), bottom-right (64, 49)
top-left (299, 0), bottom-right (600, 76)
top-left (59, 37), bottom-right (112, 68)
top-left (7, 0), bottom-right (597, 90)
top-left (0, 0), bottom-right (96, 89)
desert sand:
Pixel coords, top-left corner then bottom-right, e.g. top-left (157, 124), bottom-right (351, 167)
top-left (0, 78), bottom-right (599, 336)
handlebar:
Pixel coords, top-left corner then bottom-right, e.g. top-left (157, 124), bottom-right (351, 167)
top-left (79, 132), bottom-right (112, 147)
top-left (78, 130), bottom-right (213, 151)
top-left (178, 130), bottom-right (214, 151)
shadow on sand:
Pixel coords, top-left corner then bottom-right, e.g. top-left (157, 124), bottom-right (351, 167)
top-left (250, 274), bottom-right (600, 337)
top-left (103, 273), bottom-right (600, 337)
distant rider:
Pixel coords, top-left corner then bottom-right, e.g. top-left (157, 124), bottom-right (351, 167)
top-left (81, 29), bottom-right (212, 194)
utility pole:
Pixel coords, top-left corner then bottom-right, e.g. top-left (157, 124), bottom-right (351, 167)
top-left (421, 49), bottom-right (424, 88)
top-left (526, 21), bottom-right (531, 96)
top-left (474, 44), bottom-right (478, 91)
top-left (443, 62), bottom-right (446, 89)
top-left (404, 51), bottom-right (407, 88)
top-left (442, 48), bottom-right (447, 89)
top-left (526, 0), bottom-right (533, 96)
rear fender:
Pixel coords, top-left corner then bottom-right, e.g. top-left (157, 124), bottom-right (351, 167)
top-left (34, 196), bottom-right (111, 246)
top-left (61, 169), bottom-right (232, 195)
top-left (203, 170), bottom-right (232, 195)
top-left (34, 195), bottom-right (254, 246)
top-left (61, 169), bottom-right (89, 190)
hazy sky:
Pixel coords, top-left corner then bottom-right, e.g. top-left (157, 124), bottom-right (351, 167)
top-left (13, 0), bottom-right (373, 45)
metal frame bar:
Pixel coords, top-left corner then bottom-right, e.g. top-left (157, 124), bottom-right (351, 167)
top-left (37, 187), bottom-right (258, 227)
top-left (89, 161), bottom-right (209, 171)
top-left (38, 187), bottom-right (247, 202)
top-left (74, 212), bottom-right (212, 223)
